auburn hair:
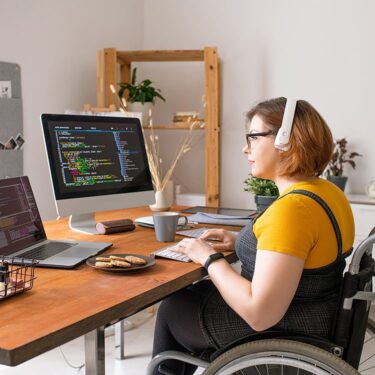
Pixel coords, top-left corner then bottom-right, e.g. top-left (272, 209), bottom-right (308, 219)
top-left (247, 97), bottom-right (333, 177)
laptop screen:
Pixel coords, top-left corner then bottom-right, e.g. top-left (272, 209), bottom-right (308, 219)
top-left (0, 176), bottom-right (46, 256)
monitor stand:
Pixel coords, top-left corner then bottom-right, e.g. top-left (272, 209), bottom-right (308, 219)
top-left (69, 213), bottom-right (99, 235)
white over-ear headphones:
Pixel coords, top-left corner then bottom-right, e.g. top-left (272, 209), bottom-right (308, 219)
top-left (274, 98), bottom-right (298, 151)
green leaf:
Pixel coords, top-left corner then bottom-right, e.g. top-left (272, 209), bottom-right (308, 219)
top-left (142, 79), bottom-right (152, 87)
top-left (131, 68), bottom-right (137, 85)
top-left (140, 91), bottom-right (146, 104)
top-left (154, 91), bottom-right (166, 101)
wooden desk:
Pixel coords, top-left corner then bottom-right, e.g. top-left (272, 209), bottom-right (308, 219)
top-left (0, 206), bottom-right (238, 374)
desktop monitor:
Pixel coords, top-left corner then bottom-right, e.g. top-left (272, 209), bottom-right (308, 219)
top-left (41, 114), bottom-right (154, 235)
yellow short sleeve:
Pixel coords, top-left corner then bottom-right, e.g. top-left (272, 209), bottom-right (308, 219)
top-left (252, 179), bottom-right (354, 268)
top-left (253, 195), bottom-right (318, 261)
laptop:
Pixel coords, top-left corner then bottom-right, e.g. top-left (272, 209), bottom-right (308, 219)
top-left (0, 176), bottom-right (112, 269)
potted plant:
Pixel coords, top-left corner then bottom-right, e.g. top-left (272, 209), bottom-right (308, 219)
top-left (325, 138), bottom-right (362, 191)
top-left (117, 67), bottom-right (166, 126)
top-left (244, 174), bottom-right (279, 212)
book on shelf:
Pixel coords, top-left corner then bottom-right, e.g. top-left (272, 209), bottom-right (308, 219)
top-left (173, 111), bottom-right (199, 123)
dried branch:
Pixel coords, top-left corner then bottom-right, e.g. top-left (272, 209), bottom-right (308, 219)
top-left (145, 118), bottom-right (202, 192)
top-left (110, 84), bottom-right (203, 192)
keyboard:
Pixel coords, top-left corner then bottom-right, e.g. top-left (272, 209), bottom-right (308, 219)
top-left (176, 227), bottom-right (239, 240)
top-left (152, 228), bottom-right (240, 263)
top-left (20, 242), bottom-right (77, 260)
top-left (152, 245), bottom-right (191, 262)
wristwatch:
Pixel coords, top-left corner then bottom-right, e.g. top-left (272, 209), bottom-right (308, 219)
top-left (204, 252), bottom-right (225, 270)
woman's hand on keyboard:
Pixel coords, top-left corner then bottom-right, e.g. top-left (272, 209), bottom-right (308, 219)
top-left (199, 229), bottom-right (236, 251)
top-left (173, 238), bottom-right (216, 265)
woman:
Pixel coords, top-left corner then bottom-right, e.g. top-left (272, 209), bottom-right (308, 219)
top-left (152, 97), bottom-right (354, 375)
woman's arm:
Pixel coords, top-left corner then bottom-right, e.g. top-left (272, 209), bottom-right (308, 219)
top-left (174, 238), bottom-right (304, 331)
top-left (208, 249), bottom-right (304, 331)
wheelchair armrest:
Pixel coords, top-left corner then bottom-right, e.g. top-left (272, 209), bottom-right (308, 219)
top-left (343, 290), bottom-right (375, 310)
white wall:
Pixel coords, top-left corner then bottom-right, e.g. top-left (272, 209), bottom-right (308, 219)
top-left (0, 0), bottom-right (144, 219)
top-left (143, 0), bottom-right (375, 209)
top-left (1, 0), bottom-right (374, 219)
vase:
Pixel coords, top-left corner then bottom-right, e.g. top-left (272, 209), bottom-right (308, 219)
top-left (254, 195), bottom-right (278, 212)
top-left (327, 176), bottom-right (348, 192)
top-left (149, 190), bottom-right (170, 212)
top-left (127, 102), bottom-right (153, 126)
top-left (149, 181), bottom-right (174, 212)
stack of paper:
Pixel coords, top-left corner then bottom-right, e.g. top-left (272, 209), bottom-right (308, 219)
top-left (186, 212), bottom-right (253, 227)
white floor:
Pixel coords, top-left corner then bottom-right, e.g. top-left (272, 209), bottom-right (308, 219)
top-left (0, 309), bottom-right (157, 375)
top-left (359, 330), bottom-right (375, 374)
top-left (1, 308), bottom-right (375, 375)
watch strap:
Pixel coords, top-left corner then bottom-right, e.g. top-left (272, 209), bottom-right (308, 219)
top-left (204, 252), bottom-right (225, 270)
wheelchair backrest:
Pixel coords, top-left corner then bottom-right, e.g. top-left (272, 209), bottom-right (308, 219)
top-left (333, 227), bottom-right (375, 369)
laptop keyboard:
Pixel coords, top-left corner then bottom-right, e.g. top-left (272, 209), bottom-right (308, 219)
top-left (20, 242), bottom-right (77, 260)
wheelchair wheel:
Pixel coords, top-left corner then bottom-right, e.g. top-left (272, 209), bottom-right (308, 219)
top-left (203, 339), bottom-right (360, 375)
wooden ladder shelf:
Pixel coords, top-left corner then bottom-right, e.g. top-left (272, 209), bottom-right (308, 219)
top-left (97, 47), bottom-right (220, 207)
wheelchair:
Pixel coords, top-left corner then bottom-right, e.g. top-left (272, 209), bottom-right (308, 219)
top-left (147, 228), bottom-right (375, 375)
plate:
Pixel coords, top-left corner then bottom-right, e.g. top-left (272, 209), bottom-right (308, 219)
top-left (86, 253), bottom-right (155, 273)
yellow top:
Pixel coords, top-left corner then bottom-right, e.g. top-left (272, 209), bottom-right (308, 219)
top-left (253, 178), bottom-right (355, 269)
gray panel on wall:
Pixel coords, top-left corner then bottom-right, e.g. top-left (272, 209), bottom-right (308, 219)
top-left (0, 62), bottom-right (23, 179)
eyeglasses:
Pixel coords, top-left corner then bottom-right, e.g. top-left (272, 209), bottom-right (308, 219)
top-left (245, 131), bottom-right (275, 148)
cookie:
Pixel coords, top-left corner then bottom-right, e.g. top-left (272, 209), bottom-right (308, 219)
top-left (110, 259), bottom-right (131, 268)
top-left (109, 255), bottom-right (127, 261)
top-left (95, 261), bottom-right (113, 268)
top-left (124, 255), bottom-right (146, 265)
top-left (96, 257), bottom-right (111, 262)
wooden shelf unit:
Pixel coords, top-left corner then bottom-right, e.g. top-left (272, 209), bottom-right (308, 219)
top-left (97, 47), bottom-right (220, 207)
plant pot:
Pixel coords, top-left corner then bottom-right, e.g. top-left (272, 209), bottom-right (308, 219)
top-left (127, 102), bottom-right (153, 126)
top-left (327, 176), bottom-right (348, 192)
top-left (254, 195), bottom-right (278, 212)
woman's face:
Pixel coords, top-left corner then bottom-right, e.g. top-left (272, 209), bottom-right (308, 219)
top-left (242, 115), bottom-right (280, 180)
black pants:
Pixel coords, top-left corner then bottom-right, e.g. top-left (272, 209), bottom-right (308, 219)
top-left (152, 281), bottom-right (215, 375)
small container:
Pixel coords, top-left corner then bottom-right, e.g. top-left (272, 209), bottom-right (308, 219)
top-left (0, 257), bottom-right (36, 300)
top-left (175, 184), bottom-right (182, 195)
top-left (0, 262), bottom-right (9, 298)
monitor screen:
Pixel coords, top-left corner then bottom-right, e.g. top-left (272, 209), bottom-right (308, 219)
top-left (41, 114), bottom-right (153, 200)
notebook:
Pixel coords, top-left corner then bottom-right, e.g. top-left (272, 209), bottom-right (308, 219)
top-left (185, 212), bottom-right (253, 227)
top-left (0, 176), bottom-right (112, 269)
